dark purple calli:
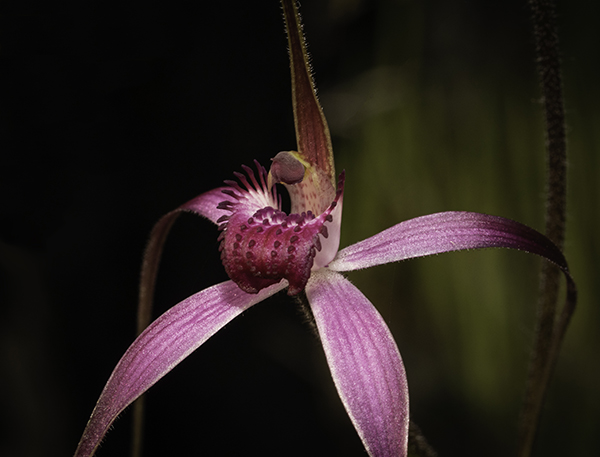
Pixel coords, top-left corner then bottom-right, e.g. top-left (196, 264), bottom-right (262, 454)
top-left (74, 2), bottom-right (576, 457)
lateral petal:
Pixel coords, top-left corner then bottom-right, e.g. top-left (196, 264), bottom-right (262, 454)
top-left (329, 212), bottom-right (576, 335)
top-left (330, 211), bottom-right (570, 274)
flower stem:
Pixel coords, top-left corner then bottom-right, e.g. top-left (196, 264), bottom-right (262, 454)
top-left (519, 0), bottom-right (574, 455)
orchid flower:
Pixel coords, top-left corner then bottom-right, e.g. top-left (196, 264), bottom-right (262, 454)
top-left (74, 2), bottom-right (576, 457)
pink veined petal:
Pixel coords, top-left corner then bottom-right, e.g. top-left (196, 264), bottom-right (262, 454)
top-left (305, 269), bottom-right (409, 457)
top-left (74, 279), bottom-right (287, 457)
top-left (329, 212), bottom-right (576, 335)
top-left (329, 211), bottom-right (570, 274)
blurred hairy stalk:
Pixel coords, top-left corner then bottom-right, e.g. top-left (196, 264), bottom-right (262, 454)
top-left (519, 0), bottom-right (574, 456)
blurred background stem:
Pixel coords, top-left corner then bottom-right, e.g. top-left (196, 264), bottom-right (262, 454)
top-left (518, 0), bottom-right (572, 455)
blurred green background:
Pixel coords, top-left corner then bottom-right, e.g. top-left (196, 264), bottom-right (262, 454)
top-left (318, 1), bottom-right (599, 456)
top-left (1, 0), bottom-right (597, 456)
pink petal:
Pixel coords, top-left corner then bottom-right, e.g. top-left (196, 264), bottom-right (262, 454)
top-left (329, 212), bottom-right (576, 327)
top-left (329, 211), bottom-right (570, 273)
top-left (74, 279), bottom-right (287, 457)
top-left (305, 269), bottom-right (409, 457)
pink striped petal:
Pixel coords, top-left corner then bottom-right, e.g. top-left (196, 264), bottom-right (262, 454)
top-left (329, 211), bottom-right (570, 273)
top-left (74, 279), bottom-right (287, 457)
top-left (306, 269), bottom-right (409, 457)
top-left (329, 212), bottom-right (576, 319)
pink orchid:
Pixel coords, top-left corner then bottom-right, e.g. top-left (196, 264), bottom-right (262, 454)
top-left (73, 2), bottom-right (575, 457)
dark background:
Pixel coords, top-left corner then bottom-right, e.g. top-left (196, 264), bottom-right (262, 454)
top-left (1, 1), bottom-right (598, 456)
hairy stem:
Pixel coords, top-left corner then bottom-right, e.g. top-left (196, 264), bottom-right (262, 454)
top-left (519, 0), bottom-right (573, 455)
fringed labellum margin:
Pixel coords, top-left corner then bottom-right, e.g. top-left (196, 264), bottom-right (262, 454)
top-left (217, 159), bottom-right (344, 296)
